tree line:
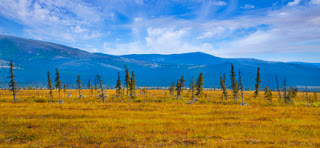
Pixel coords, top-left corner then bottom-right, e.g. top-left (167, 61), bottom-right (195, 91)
top-left (5, 61), bottom-right (318, 106)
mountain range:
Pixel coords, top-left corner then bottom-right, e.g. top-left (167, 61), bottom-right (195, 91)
top-left (0, 34), bottom-right (319, 89)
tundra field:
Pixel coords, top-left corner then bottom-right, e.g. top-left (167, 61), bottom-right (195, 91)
top-left (0, 89), bottom-right (320, 147)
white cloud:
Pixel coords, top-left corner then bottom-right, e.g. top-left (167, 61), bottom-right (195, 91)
top-left (310, 0), bottom-right (320, 5)
top-left (108, 4), bottom-right (320, 58)
top-left (287, 0), bottom-right (301, 6)
top-left (1, 0), bottom-right (320, 61)
top-left (197, 26), bottom-right (225, 39)
top-left (0, 0), bottom-right (103, 42)
top-left (241, 4), bottom-right (255, 9)
top-left (214, 7), bottom-right (320, 57)
top-left (103, 27), bottom-right (215, 55)
top-left (210, 1), bottom-right (227, 6)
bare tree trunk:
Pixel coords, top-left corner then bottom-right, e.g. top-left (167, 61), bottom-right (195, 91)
top-left (234, 95), bottom-right (238, 103)
top-left (275, 75), bottom-right (282, 100)
top-left (306, 85), bottom-right (309, 106)
top-left (101, 88), bottom-right (105, 103)
top-left (59, 90), bottom-right (61, 103)
top-left (241, 92), bottom-right (244, 105)
top-left (127, 88), bottom-right (130, 102)
top-left (13, 91), bottom-right (16, 100)
top-left (78, 89), bottom-right (81, 99)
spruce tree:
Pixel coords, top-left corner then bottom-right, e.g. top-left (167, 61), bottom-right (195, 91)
top-left (175, 76), bottom-right (185, 98)
top-left (238, 70), bottom-right (245, 105)
top-left (124, 65), bottom-right (131, 100)
top-left (63, 84), bottom-right (67, 97)
top-left (223, 73), bottom-right (227, 95)
top-left (195, 72), bottom-right (204, 97)
top-left (230, 64), bottom-right (239, 102)
top-left (176, 80), bottom-right (181, 98)
top-left (220, 74), bottom-right (227, 100)
top-left (76, 75), bottom-right (82, 99)
top-left (88, 78), bottom-right (91, 99)
top-left (254, 67), bottom-right (261, 99)
top-left (47, 71), bottom-right (53, 98)
top-left (179, 76), bottom-right (185, 94)
top-left (275, 74), bottom-right (282, 100)
top-left (130, 71), bottom-right (136, 96)
top-left (314, 91), bottom-right (318, 106)
top-left (169, 82), bottom-right (175, 96)
top-left (7, 61), bottom-right (18, 101)
top-left (288, 87), bottom-right (298, 99)
top-left (94, 75), bottom-right (98, 97)
top-left (116, 72), bottom-right (122, 97)
top-left (283, 77), bottom-right (289, 103)
top-left (190, 77), bottom-right (195, 101)
top-left (96, 74), bottom-right (105, 103)
top-left (220, 76), bottom-right (224, 100)
top-left (264, 85), bottom-right (273, 104)
top-left (264, 85), bottom-right (269, 97)
top-left (142, 87), bottom-right (147, 102)
top-left (55, 68), bottom-right (62, 103)
top-left (305, 85), bottom-right (309, 105)
top-left (90, 86), bottom-right (94, 99)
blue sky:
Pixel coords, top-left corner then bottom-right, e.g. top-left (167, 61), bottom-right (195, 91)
top-left (0, 0), bottom-right (320, 62)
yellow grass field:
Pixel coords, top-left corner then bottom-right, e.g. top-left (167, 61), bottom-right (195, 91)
top-left (0, 89), bottom-right (320, 147)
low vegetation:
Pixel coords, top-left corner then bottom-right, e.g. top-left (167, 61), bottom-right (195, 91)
top-left (1, 61), bottom-right (319, 147)
top-left (0, 89), bottom-right (319, 147)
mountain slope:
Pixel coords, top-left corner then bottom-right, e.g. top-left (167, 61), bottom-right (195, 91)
top-left (0, 34), bottom-right (320, 89)
top-left (120, 52), bottom-right (225, 65)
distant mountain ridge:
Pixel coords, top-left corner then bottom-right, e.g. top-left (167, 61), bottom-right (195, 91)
top-left (0, 34), bottom-right (320, 89)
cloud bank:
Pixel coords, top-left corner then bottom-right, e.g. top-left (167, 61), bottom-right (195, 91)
top-left (0, 0), bottom-right (319, 62)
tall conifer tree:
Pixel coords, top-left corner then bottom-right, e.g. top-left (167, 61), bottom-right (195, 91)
top-left (116, 72), bottom-right (122, 97)
top-left (47, 71), bottom-right (53, 98)
top-left (76, 75), bottom-right (81, 99)
top-left (96, 74), bottom-right (106, 103)
top-left (179, 76), bottom-right (185, 94)
top-left (230, 64), bottom-right (239, 102)
top-left (169, 82), bottom-right (175, 96)
top-left (238, 70), bottom-right (245, 105)
top-left (190, 77), bottom-right (195, 101)
top-left (88, 78), bottom-right (91, 99)
top-left (8, 61), bottom-right (18, 100)
top-left (55, 68), bottom-right (62, 103)
top-left (63, 84), bottom-right (67, 97)
top-left (124, 65), bottom-right (131, 100)
top-left (176, 80), bottom-right (181, 98)
top-left (275, 74), bottom-right (282, 100)
top-left (195, 72), bottom-right (204, 97)
top-left (283, 76), bottom-right (289, 104)
top-left (254, 67), bottom-right (261, 99)
top-left (220, 74), bottom-right (228, 100)
top-left (130, 71), bottom-right (136, 96)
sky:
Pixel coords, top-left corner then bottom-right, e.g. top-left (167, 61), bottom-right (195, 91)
top-left (0, 0), bottom-right (320, 62)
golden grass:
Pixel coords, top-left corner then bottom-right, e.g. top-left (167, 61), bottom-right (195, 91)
top-left (0, 89), bottom-right (319, 147)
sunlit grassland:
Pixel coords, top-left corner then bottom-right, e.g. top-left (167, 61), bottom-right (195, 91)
top-left (0, 90), bottom-right (319, 147)
top-left (0, 89), bottom-right (318, 106)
